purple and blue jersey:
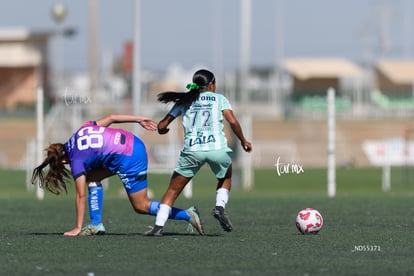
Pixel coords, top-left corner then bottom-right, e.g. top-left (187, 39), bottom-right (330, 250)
top-left (64, 121), bottom-right (148, 193)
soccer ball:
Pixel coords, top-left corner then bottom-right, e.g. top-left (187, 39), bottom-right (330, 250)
top-left (295, 208), bottom-right (323, 234)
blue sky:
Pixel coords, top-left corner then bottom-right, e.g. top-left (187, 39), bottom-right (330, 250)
top-left (0, 0), bottom-right (413, 73)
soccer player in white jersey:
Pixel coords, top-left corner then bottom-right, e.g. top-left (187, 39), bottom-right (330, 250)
top-left (31, 114), bottom-right (204, 236)
top-left (145, 69), bottom-right (252, 236)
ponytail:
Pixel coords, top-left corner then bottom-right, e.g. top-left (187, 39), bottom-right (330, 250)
top-left (157, 69), bottom-right (215, 107)
top-left (157, 90), bottom-right (201, 106)
top-left (31, 143), bottom-right (71, 195)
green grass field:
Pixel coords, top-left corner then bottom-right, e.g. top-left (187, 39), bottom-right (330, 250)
top-left (1, 167), bottom-right (414, 275)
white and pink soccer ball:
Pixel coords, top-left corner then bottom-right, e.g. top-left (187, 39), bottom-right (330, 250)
top-left (295, 208), bottom-right (323, 234)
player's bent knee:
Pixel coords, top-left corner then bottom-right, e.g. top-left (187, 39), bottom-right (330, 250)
top-left (128, 188), bottom-right (151, 214)
top-left (133, 205), bottom-right (148, 214)
top-left (129, 198), bottom-right (150, 214)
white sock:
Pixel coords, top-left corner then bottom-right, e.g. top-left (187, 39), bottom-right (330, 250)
top-left (215, 188), bottom-right (229, 208)
top-left (155, 204), bottom-right (171, 227)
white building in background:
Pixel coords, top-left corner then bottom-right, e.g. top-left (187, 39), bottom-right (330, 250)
top-left (0, 28), bottom-right (51, 110)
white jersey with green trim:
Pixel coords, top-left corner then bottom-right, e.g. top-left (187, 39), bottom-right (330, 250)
top-left (168, 91), bottom-right (232, 152)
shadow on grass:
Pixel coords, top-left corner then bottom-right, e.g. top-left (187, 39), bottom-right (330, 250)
top-left (26, 232), bottom-right (220, 237)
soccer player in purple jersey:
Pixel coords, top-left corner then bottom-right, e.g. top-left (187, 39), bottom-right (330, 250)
top-left (32, 114), bottom-right (204, 236)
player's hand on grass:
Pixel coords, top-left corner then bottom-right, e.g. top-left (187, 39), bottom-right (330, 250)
top-left (64, 227), bottom-right (81, 236)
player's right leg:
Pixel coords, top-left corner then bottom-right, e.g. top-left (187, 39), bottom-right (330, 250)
top-left (127, 189), bottom-right (205, 236)
top-left (208, 151), bottom-right (234, 232)
top-left (212, 182), bottom-right (233, 232)
top-left (212, 205), bottom-right (233, 232)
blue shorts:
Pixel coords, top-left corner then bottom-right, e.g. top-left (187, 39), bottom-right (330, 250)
top-left (175, 149), bottom-right (232, 179)
top-left (116, 137), bottom-right (148, 194)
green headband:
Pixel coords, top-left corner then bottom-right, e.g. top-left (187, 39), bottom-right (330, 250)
top-left (186, 83), bottom-right (206, 91)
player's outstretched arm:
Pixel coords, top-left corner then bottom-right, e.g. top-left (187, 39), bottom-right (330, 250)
top-left (95, 114), bottom-right (157, 131)
top-left (223, 109), bottom-right (252, 152)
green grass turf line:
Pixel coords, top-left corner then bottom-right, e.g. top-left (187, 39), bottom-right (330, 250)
top-left (1, 194), bottom-right (414, 275)
top-left (1, 167), bottom-right (414, 275)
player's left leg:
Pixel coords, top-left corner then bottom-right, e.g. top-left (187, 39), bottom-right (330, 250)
top-left (79, 168), bottom-right (114, 236)
top-left (78, 181), bottom-right (106, 236)
top-left (87, 182), bottom-right (104, 226)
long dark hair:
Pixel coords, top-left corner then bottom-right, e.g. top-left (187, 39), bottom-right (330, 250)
top-left (157, 69), bottom-right (215, 106)
top-left (31, 143), bottom-right (71, 195)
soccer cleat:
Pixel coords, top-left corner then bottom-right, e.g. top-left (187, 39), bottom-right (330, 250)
top-left (144, 225), bottom-right (164, 237)
top-left (212, 206), bottom-right (233, 232)
top-left (78, 223), bottom-right (106, 236)
top-left (186, 206), bottom-right (205, 236)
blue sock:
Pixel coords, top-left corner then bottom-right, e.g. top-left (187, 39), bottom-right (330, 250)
top-left (88, 183), bottom-right (103, 226)
top-left (148, 201), bottom-right (160, 215)
top-left (170, 207), bottom-right (191, 221)
top-left (149, 201), bottom-right (190, 221)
